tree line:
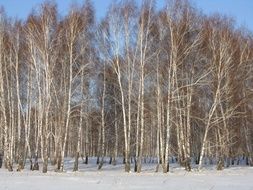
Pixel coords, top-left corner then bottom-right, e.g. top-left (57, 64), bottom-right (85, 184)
top-left (0, 0), bottom-right (252, 173)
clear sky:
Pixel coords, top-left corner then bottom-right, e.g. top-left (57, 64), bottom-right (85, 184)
top-left (0, 0), bottom-right (252, 31)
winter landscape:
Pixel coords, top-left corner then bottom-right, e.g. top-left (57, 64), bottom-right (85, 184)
top-left (0, 0), bottom-right (253, 189)
top-left (1, 158), bottom-right (253, 190)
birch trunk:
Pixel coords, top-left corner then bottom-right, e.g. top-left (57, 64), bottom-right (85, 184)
top-left (98, 64), bottom-right (106, 170)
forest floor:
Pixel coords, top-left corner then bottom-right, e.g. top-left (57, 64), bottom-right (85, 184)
top-left (0, 158), bottom-right (253, 190)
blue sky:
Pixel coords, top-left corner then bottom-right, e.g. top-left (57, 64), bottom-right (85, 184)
top-left (0, 0), bottom-right (252, 31)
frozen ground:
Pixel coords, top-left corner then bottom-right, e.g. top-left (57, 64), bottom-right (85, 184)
top-left (0, 158), bottom-right (253, 190)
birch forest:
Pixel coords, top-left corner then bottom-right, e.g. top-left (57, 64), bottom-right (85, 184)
top-left (0, 0), bottom-right (253, 173)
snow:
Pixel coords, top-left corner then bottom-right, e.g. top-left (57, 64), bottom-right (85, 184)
top-left (1, 158), bottom-right (253, 190)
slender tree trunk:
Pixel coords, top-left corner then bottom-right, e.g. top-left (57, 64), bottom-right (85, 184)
top-left (0, 59), bottom-right (11, 171)
top-left (73, 74), bottom-right (85, 171)
top-left (98, 64), bottom-right (106, 170)
top-left (155, 55), bottom-right (161, 172)
top-left (137, 64), bottom-right (144, 173)
top-left (112, 102), bottom-right (118, 166)
top-left (60, 37), bottom-right (73, 171)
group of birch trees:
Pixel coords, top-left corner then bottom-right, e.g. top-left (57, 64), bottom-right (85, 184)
top-left (0, 0), bottom-right (253, 173)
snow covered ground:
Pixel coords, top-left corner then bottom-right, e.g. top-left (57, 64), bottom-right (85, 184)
top-left (1, 158), bottom-right (253, 190)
